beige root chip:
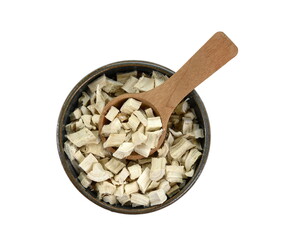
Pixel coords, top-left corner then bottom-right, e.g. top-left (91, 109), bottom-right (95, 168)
top-left (158, 179), bottom-right (171, 193)
top-left (120, 98), bottom-right (142, 114)
top-left (87, 104), bottom-right (97, 114)
top-left (166, 166), bottom-right (185, 183)
top-left (146, 117), bottom-right (162, 131)
top-left (78, 172), bottom-right (92, 188)
top-left (113, 142), bottom-right (134, 159)
top-left (147, 181), bottom-right (160, 192)
top-left (103, 195), bottom-right (117, 205)
top-left (133, 110), bottom-right (148, 126)
top-left (134, 76), bottom-right (154, 91)
top-left (91, 131), bottom-right (101, 144)
top-left (121, 76), bottom-right (139, 93)
top-left (67, 127), bottom-right (97, 147)
top-left (131, 193), bottom-right (149, 206)
top-left (87, 163), bottom-right (113, 182)
top-left (152, 71), bottom-right (168, 87)
top-left (182, 117), bottom-right (193, 134)
top-left (150, 157), bottom-right (167, 181)
top-left (88, 74), bottom-right (107, 93)
top-left (114, 185), bottom-right (124, 197)
top-left (117, 70), bottom-right (138, 83)
top-left (128, 164), bottom-right (142, 180)
top-left (184, 148), bottom-right (202, 171)
top-left (117, 194), bottom-right (130, 205)
top-left (127, 114), bottom-right (140, 132)
top-left (103, 133), bottom-right (126, 148)
top-left (80, 106), bottom-right (91, 115)
top-left (78, 91), bottom-right (90, 106)
top-left (74, 150), bottom-right (85, 163)
top-left (184, 111), bottom-right (195, 120)
top-left (95, 85), bottom-right (105, 114)
top-left (132, 131), bottom-right (147, 146)
top-left (134, 143), bottom-right (151, 158)
top-left (170, 138), bottom-right (194, 159)
top-left (145, 129), bottom-right (163, 149)
top-left (69, 108), bottom-right (82, 121)
top-left (145, 108), bottom-right (155, 118)
top-left (185, 168), bottom-right (195, 177)
top-left (64, 140), bottom-right (77, 161)
top-left (157, 142), bottom-right (169, 158)
top-left (174, 100), bottom-right (189, 115)
top-left (102, 79), bottom-right (123, 93)
top-left (125, 181), bottom-right (139, 195)
top-left (79, 153), bottom-right (98, 173)
top-left (137, 167), bottom-right (152, 194)
top-left (81, 115), bottom-right (95, 130)
top-left (105, 158), bottom-right (126, 174)
top-left (193, 128), bottom-right (204, 138)
top-left (169, 128), bottom-right (183, 138)
top-left (114, 167), bottom-right (130, 184)
top-left (105, 106), bottom-right (120, 122)
top-left (83, 143), bottom-right (109, 158)
top-left (96, 181), bottom-right (116, 197)
top-left (148, 189), bottom-right (167, 206)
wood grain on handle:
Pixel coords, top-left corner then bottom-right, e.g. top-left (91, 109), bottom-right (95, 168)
top-left (142, 32), bottom-right (238, 114)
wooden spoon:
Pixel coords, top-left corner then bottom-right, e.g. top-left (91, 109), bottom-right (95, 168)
top-left (99, 32), bottom-right (238, 160)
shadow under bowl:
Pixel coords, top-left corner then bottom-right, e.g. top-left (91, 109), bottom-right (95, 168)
top-left (56, 60), bottom-right (211, 214)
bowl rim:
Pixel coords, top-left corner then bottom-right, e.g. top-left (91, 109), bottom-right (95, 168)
top-left (56, 60), bottom-right (211, 214)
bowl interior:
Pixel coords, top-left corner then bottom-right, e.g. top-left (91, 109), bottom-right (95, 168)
top-left (57, 61), bottom-right (210, 214)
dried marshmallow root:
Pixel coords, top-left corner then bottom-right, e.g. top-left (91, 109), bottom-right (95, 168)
top-left (166, 166), bottom-right (185, 183)
top-left (87, 163), bottom-right (113, 182)
top-left (105, 106), bottom-right (120, 122)
top-left (64, 140), bottom-right (77, 161)
top-left (134, 76), bottom-right (154, 91)
top-left (170, 138), bottom-right (194, 159)
top-left (125, 181), bottom-right (139, 195)
top-left (70, 108), bottom-right (82, 121)
top-left (114, 167), bottom-right (130, 184)
top-left (158, 179), bottom-right (171, 193)
top-left (146, 117), bottom-right (162, 131)
top-left (132, 131), bottom-right (147, 146)
top-left (131, 193), bottom-right (149, 206)
top-left (134, 144), bottom-right (151, 158)
top-left (137, 167), bottom-right (152, 194)
top-left (133, 110), bottom-right (148, 126)
top-left (150, 157), bottom-right (166, 181)
top-left (64, 71), bottom-right (205, 208)
top-left (105, 158), bottom-right (125, 174)
top-left (128, 164), bottom-right (142, 180)
top-left (79, 153), bottom-right (98, 173)
top-left (127, 114), bottom-right (140, 132)
top-left (117, 70), bottom-right (137, 83)
top-left (67, 127), bottom-right (97, 147)
top-left (120, 98), bottom-right (142, 114)
top-left (145, 108), bottom-right (155, 118)
top-left (148, 189), bottom-right (167, 206)
top-left (78, 172), bottom-right (92, 188)
top-left (117, 194), bottom-right (130, 206)
top-left (113, 142), bottom-right (135, 159)
top-left (121, 76), bottom-right (139, 93)
top-left (103, 133), bottom-right (126, 148)
top-left (103, 195), bottom-right (117, 205)
top-left (184, 148), bottom-right (202, 171)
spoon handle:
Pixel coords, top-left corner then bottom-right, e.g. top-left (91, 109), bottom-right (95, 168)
top-left (142, 32), bottom-right (238, 114)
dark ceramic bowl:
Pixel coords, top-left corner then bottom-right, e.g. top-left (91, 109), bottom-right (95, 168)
top-left (57, 60), bottom-right (210, 214)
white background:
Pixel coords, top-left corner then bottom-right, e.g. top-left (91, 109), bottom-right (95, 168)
top-left (0, 0), bottom-right (286, 239)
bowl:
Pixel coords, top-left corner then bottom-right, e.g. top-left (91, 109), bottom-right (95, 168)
top-left (56, 60), bottom-right (210, 214)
